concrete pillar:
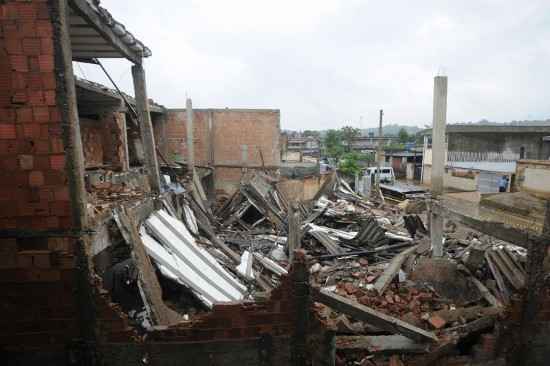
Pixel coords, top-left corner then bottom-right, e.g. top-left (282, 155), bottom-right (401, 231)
top-left (376, 109), bottom-right (384, 186)
top-left (186, 98), bottom-right (194, 173)
top-left (54, 0), bottom-right (88, 230)
top-left (431, 76), bottom-right (447, 196)
top-left (132, 63), bottom-right (161, 193)
top-left (430, 76), bottom-right (447, 257)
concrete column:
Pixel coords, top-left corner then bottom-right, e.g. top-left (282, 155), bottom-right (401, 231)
top-left (132, 63), bottom-right (161, 193)
top-left (431, 76), bottom-right (447, 196)
top-left (376, 109), bottom-right (384, 186)
top-left (186, 98), bottom-right (194, 173)
top-left (430, 76), bottom-right (448, 257)
top-left (54, 0), bottom-right (88, 230)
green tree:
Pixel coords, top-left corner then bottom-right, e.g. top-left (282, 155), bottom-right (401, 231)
top-left (338, 152), bottom-right (362, 177)
top-left (341, 126), bottom-right (360, 152)
top-left (323, 129), bottom-right (344, 160)
top-left (398, 128), bottom-right (410, 143)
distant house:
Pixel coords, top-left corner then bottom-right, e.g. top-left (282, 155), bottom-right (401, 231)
top-left (281, 134), bottom-right (320, 162)
top-left (421, 123), bottom-right (550, 193)
top-left (351, 135), bottom-right (398, 152)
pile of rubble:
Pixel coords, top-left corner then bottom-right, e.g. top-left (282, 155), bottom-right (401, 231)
top-left (129, 171), bottom-right (524, 364)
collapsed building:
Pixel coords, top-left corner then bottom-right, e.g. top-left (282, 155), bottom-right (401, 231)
top-left (0, 1), bottom-right (550, 366)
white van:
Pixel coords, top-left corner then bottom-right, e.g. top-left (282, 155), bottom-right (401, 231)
top-left (364, 167), bottom-right (395, 184)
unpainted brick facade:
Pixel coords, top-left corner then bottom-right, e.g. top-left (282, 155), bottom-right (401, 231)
top-left (158, 109), bottom-right (281, 194)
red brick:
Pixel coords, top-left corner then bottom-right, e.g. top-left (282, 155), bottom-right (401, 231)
top-left (22, 38), bottom-right (41, 56)
top-left (53, 187), bottom-right (69, 201)
top-left (16, 107), bottom-right (33, 123)
top-left (49, 201), bottom-right (70, 217)
top-left (49, 107), bottom-right (60, 122)
top-left (11, 72), bottom-right (27, 89)
top-left (38, 188), bottom-right (53, 203)
top-left (29, 171), bottom-right (44, 187)
top-left (28, 56), bottom-right (39, 71)
top-left (43, 90), bottom-right (55, 105)
top-left (2, 4), bottom-right (19, 20)
top-left (0, 141), bottom-right (18, 155)
top-left (33, 106), bottom-right (49, 122)
top-left (34, 139), bottom-right (49, 153)
top-left (18, 21), bottom-right (37, 38)
top-left (45, 216), bottom-right (59, 229)
top-left (18, 154), bottom-right (34, 170)
top-left (36, 21), bottom-right (53, 37)
top-left (38, 55), bottom-right (53, 72)
top-left (33, 155), bottom-right (49, 169)
top-left (9, 54), bottom-right (28, 72)
top-left (27, 72), bottom-right (42, 89)
top-left (44, 170), bottom-right (66, 185)
top-left (36, 2), bottom-right (50, 19)
top-left (0, 109), bottom-right (16, 123)
top-left (428, 315), bottom-right (447, 329)
top-left (5, 38), bottom-right (22, 55)
top-left (22, 124), bottom-right (40, 138)
top-left (40, 37), bottom-right (53, 55)
top-left (28, 90), bottom-right (44, 105)
top-left (2, 23), bottom-right (20, 40)
top-left (50, 138), bottom-right (63, 153)
top-left (11, 90), bottom-right (27, 104)
top-left (0, 201), bottom-right (18, 217)
top-left (49, 155), bottom-right (64, 170)
top-left (0, 124), bottom-right (16, 139)
top-left (17, 3), bottom-right (38, 21)
top-left (0, 156), bottom-right (17, 171)
top-left (42, 73), bottom-right (56, 90)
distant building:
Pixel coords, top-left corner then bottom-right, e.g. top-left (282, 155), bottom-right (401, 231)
top-left (421, 123), bottom-right (550, 193)
top-left (351, 135), bottom-right (399, 152)
top-left (281, 134), bottom-right (320, 162)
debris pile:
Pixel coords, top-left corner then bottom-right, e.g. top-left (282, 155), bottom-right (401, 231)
top-left (122, 170), bottom-right (524, 364)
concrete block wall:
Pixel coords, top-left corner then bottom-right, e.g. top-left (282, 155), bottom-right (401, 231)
top-left (0, 0), bottom-right (71, 231)
top-left (514, 160), bottom-right (550, 198)
top-left (449, 132), bottom-right (550, 160)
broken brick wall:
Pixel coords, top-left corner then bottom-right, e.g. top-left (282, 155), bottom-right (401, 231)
top-left (80, 112), bottom-right (128, 170)
top-left (80, 117), bottom-right (104, 168)
top-left (0, 0), bottom-right (71, 231)
top-left (0, 1), bottom-right (79, 363)
top-left (100, 272), bottom-right (297, 365)
top-left (161, 109), bottom-right (281, 195)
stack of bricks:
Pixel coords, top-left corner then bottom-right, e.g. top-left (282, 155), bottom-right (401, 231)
top-left (147, 274), bottom-right (295, 344)
top-left (0, 0), bottom-right (72, 231)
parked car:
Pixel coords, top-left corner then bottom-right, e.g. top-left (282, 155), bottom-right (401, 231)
top-left (364, 167), bottom-right (395, 184)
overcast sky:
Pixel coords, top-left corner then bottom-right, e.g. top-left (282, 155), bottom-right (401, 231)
top-left (74, 0), bottom-right (550, 131)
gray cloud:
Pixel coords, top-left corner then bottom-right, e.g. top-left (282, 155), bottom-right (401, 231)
top-left (74, 0), bottom-right (550, 130)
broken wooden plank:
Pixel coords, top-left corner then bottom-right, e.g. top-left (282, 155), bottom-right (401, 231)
top-left (442, 313), bottom-right (498, 339)
top-left (487, 250), bottom-right (524, 290)
top-left (312, 287), bottom-right (438, 343)
top-left (485, 251), bottom-right (510, 304)
top-left (373, 245), bottom-right (419, 294)
top-left (458, 264), bottom-right (502, 308)
top-left (336, 335), bottom-right (428, 354)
